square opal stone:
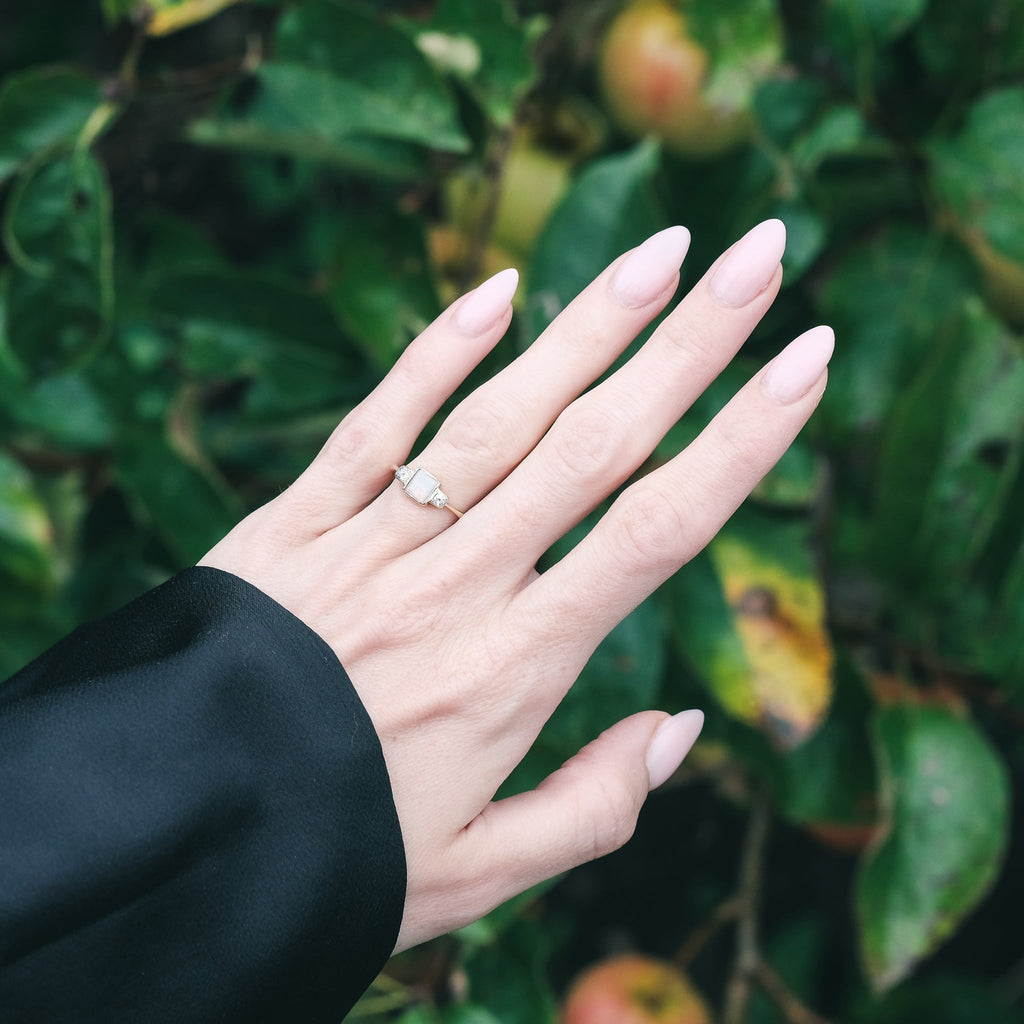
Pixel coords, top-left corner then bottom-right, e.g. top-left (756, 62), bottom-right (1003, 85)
top-left (405, 468), bottom-right (439, 504)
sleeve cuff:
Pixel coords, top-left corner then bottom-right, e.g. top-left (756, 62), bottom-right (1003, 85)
top-left (0, 565), bottom-right (406, 1023)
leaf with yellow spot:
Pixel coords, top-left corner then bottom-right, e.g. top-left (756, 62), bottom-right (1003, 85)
top-left (103, 0), bottom-right (246, 36)
top-left (708, 512), bottom-right (834, 747)
top-left (671, 509), bottom-right (833, 747)
top-left (149, 0), bottom-right (245, 35)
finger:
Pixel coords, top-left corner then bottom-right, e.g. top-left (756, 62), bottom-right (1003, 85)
top-left (280, 268), bottom-right (520, 533)
top-left (373, 227), bottom-right (692, 546)
top-left (396, 709), bottom-right (704, 946)
top-left (525, 325), bottom-right (835, 643)
top-left (457, 219), bottom-right (788, 568)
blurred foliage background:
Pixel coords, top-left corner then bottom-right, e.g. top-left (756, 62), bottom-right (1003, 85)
top-left (2, 0), bottom-right (1024, 1021)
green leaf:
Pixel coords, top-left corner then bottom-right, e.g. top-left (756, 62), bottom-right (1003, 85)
top-left (914, 0), bottom-right (1024, 89)
top-left (0, 451), bottom-right (58, 596)
top-left (527, 140), bottom-right (664, 340)
top-left (833, 0), bottom-right (929, 39)
top-left (790, 105), bottom-right (868, 170)
top-left (191, 1), bottom-right (469, 173)
top-left (148, 269), bottom-right (373, 418)
top-left (2, 153), bottom-right (115, 374)
top-left (0, 372), bottom-right (112, 450)
top-left (770, 199), bottom-right (826, 281)
top-left (873, 299), bottom-right (1024, 597)
top-left (931, 87), bottom-right (1024, 264)
top-left (190, 120), bottom-right (436, 181)
top-left (115, 425), bottom-right (241, 564)
top-left (461, 915), bottom-right (557, 1024)
top-left (101, 0), bottom-right (137, 23)
top-left (442, 1006), bottom-right (505, 1024)
top-left (0, 68), bottom-right (103, 184)
top-left (411, 0), bottom-right (537, 127)
top-left (779, 655), bottom-right (877, 836)
top-left (750, 437), bottom-right (822, 509)
top-left (753, 76), bottom-right (827, 149)
top-left (818, 226), bottom-right (976, 439)
top-left (255, 59), bottom-right (466, 153)
top-left (854, 975), bottom-right (1022, 1024)
top-left (856, 704), bottom-right (1009, 991)
top-left (322, 204), bottom-right (440, 372)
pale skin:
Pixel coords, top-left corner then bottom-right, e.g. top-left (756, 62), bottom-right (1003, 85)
top-left (200, 218), bottom-right (833, 952)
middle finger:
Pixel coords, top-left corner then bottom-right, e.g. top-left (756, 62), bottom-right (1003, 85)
top-left (457, 218), bottom-right (787, 567)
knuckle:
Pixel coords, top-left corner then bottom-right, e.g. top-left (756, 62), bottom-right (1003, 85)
top-left (319, 409), bottom-right (378, 467)
top-left (557, 314), bottom-right (608, 355)
top-left (549, 406), bottom-right (623, 481)
top-left (442, 398), bottom-right (519, 465)
top-left (612, 486), bottom-right (686, 570)
top-left (659, 314), bottom-right (720, 363)
top-left (584, 778), bottom-right (640, 859)
top-left (710, 415), bottom-right (766, 479)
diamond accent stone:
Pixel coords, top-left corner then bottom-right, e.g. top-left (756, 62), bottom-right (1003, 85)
top-left (395, 465), bottom-right (413, 485)
top-left (430, 492), bottom-right (448, 508)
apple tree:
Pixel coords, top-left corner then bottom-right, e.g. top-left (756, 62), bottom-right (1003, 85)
top-left (2, 1), bottom-right (1023, 1022)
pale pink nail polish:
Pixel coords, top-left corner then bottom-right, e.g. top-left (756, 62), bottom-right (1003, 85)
top-left (709, 219), bottom-right (787, 308)
top-left (646, 709), bottom-right (704, 790)
top-left (609, 225), bottom-right (691, 308)
top-left (451, 267), bottom-right (520, 335)
top-left (762, 325), bottom-right (835, 404)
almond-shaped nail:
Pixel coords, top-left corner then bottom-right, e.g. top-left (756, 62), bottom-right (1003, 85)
top-left (452, 267), bottom-right (520, 335)
top-left (709, 219), bottom-right (786, 308)
top-left (646, 709), bottom-right (704, 790)
top-left (762, 325), bottom-right (835, 404)
top-left (610, 225), bottom-right (691, 308)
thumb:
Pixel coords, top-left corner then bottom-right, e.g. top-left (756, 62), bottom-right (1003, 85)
top-left (461, 708), bottom-right (704, 915)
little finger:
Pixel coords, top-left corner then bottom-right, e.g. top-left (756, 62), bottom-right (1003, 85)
top-left (521, 325), bottom-right (834, 644)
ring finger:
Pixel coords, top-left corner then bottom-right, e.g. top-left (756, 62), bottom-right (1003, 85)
top-left (453, 219), bottom-right (789, 569)
top-left (371, 226), bottom-right (694, 546)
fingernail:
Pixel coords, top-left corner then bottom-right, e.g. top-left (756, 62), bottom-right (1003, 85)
top-left (646, 709), bottom-right (704, 790)
top-left (709, 219), bottom-right (787, 308)
top-left (451, 267), bottom-right (520, 335)
top-left (610, 225), bottom-right (691, 308)
top-left (762, 325), bottom-right (835, 404)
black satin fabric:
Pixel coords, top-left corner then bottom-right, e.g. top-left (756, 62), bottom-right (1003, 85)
top-left (0, 567), bottom-right (406, 1023)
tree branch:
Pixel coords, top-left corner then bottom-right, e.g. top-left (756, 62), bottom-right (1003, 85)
top-left (722, 787), bottom-right (771, 1024)
top-left (755, 961), bottom-right (833, 1024)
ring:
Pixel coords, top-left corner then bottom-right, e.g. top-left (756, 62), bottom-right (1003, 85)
top-left (392, 465), bottom-right (464, 518)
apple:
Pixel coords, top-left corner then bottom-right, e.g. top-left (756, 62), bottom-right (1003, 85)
top-left (598, 0), bottom-right (782, 157)
top-left (427, 224), bottom-right (520, 304)
top-left (560, 954), bottom-right (713, 1024)
top-left (442, 100), bottom-right (604, 261)
top-left (445, 135), bottom-right (571, 259)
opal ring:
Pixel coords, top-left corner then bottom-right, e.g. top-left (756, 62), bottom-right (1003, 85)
top-left (392, 465), bottom-right (464, 518)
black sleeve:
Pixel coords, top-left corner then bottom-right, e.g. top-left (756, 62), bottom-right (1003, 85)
top-left (0, 566), bottom-right (406, 1024)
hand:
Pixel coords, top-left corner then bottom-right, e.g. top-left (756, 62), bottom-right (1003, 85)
top-left (199, 219), bottom-right (833, 951)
